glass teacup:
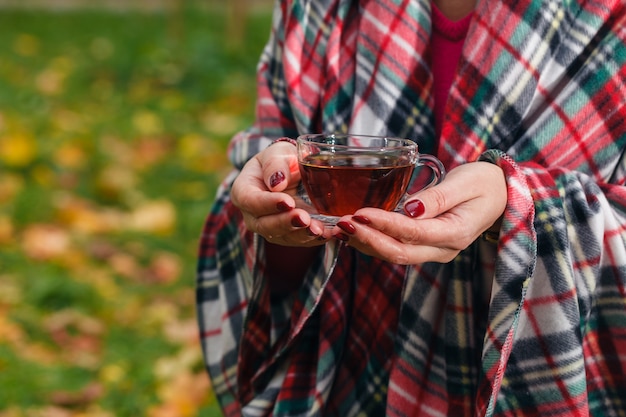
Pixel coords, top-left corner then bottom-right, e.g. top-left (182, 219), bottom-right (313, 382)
top-left (295, 133), bottom-right (446, 226)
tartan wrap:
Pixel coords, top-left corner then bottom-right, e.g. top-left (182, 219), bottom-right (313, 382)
top-left (196, 0), bottom-right (626, 416)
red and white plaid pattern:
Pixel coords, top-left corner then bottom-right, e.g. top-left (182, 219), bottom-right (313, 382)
top-left (197, 0), bottom-right (626, 415)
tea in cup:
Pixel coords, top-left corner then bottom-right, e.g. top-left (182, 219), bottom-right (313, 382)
top-left (296, 133), bottom-right (446, 225)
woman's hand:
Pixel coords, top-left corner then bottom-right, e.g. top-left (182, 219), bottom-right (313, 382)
top-left (231, 140), bottom-right (330, 246)
top-left (331, 161), bottom-right (507, 264)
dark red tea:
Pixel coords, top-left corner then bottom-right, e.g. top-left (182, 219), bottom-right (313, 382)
top-left (299, 154), bottom-right (415, 216)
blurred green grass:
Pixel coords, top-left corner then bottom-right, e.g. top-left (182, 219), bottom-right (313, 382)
top-left (0, 6), bottom-right (270, 416)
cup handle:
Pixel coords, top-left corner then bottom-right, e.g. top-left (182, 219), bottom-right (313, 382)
top-left (415, 153), bottom-right (446, 189)
top-left (396, 154), bottom-right (446, 212)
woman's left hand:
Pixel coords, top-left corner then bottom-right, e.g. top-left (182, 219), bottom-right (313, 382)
top-left (332, 161), bottom-right (507, 264)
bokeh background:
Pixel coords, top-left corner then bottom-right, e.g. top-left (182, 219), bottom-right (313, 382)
top-left (0, 0), bottom-right (272, 415)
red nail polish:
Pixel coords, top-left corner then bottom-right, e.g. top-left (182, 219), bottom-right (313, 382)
top-left (276, 201), bottom-right (292, 212)
top-left (334, 232), bottom-right (349, 242)
top-left (352, 215), bottom-right (371, 225)
top-left (269, 171), bottom-right (285, 188)
top-left (337, 221), bottom-right (356, 234)
top-left (291, 216), bottom-right (306, 228)
top-left (404, 199), bottom-right (425, 218)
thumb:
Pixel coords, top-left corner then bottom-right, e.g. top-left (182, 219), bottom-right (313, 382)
top-left (259, 140), bottom-right (300, 192)
top-left (403, 183), bottom-right (453, 219)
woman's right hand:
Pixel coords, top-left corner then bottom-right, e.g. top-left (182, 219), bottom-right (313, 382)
top-left (231, 140), bottom-right (331, 246)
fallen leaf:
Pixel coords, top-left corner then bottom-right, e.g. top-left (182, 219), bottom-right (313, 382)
top-left (99, 362), bottom-right (127, 385)
top-left (147, 251), bottom-right (181, 284)
top-left (0, 215), bottom-right (14, 245)
top-left (133, 110), bottom-right (163, 136)
top-left (163, 319), bottom-right (199, 345)
top-left (54, 194), bottom-right (124, 234)
top-left (36, 67), bottom-right (65, 95)
top-left (96, 163), bottom-right (137, 200)
top-left (21, 224), bottom-right (71, 261)
top-left (54, 142), bottom-right (87, 169)
top-left (127, 200), bottom-right (176, 235)
top-left (52, 108), bottom-right (86, 134)
top-left (154, 347), bottom-right (204, 388)
top-left (131, 136), bottom-right (171, 170)
top-left (0, 173), bottom-right (22, 203)
top-left (0, 311), bottom-right (25, 345)
top-left (110, 252), bottom-right (143, 281)
top-left (201, 111), bottom-right (239, 136)
top-left (149, 371), bottom-right (211, 417)
top-left (0, 132), bottom-right (37, 167)
top-left (0, 280), bottom-right (21, 307)
top-left (13, 33), bottom-right (39, 56)
top-left (44, 310), bottom-right (104, 368)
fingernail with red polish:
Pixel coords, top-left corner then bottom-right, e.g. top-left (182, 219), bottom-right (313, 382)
top-left (404, 199), bottom-right (425, 218)
top-left (337, 221), bottom-right (356, 234)
top-left (276, 201), bottom-right (292, 212)
top-left (291, 216), bottom-right (307, 228)
top-left (269, 171), bottom-right (285, 188)
top-left (352, 215), bottom-right (371, 225)
top-left (334, 232), bottom-right (349, 242)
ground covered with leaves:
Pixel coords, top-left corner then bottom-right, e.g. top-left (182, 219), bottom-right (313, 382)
top-left (0, 6), bottom-right (270, 416)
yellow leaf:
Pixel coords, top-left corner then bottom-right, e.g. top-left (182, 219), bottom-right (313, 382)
top-left (154, 347), bottom-right (200, 381)
top-left (177, 133), bottom-right (229, 173)
top-left (0, 278), bottom-right (21, 306)
top-left (100, 363), bottom-right (127, 385)
top-left (96, 164), bottom-right (137, 198)
top-left (52, 109), bottom-right (85, 134)
top-left (0, 133), bottom-right (37, 167)
top-left (127, 200), bottom-right (176, 235)
top-left (149, 372), bottom-right (211, 417)
top-left (177, 133), bottom-right (204, 159)
top-left (133, 110), bottom-right (163, 136)
top-left (13, 33), bottom-right (39, 56)
top-left (54, 194), bottom-right (125, 234)
top-left (202, 111), bottom-right (240, 136)
top-left (79, 266), bottom-right (120, 301)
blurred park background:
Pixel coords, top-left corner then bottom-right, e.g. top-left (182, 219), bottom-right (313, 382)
top-left (0, 0), bottom-right (272, 415)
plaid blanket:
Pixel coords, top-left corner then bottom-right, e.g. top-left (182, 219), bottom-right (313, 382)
top-left (196, 0), bottom-right (626, 415)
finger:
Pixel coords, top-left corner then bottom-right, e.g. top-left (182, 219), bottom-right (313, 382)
top-left (252, 210), bottom-right (330, 247)
top-left (258, 141), bottom-right (301, 192)
top-left (403, 162), bottom-right (503, 219)
top-left (342, 209), bottom-right (474, 250)
top-left (403, 173), bottom-right (472, 219)
top-left (232, 157), bottom-right (298, 217)
top-left (335, 217), bottom-right (459, 264)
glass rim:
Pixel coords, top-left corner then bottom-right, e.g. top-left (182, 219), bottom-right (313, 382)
top-left (296, 133), bottom-right (418, 149)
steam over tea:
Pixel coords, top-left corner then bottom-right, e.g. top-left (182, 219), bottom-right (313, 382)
top-left (299, 154), bottom-right (415, 216)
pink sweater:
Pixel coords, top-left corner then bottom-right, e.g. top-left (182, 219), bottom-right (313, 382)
top-left (431, 4), bottom-right (472, 137)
